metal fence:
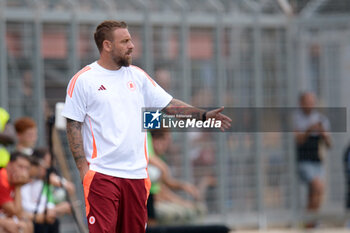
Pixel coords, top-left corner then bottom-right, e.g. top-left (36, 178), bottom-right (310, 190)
top-left (1, 0), bottom-right (350, 229)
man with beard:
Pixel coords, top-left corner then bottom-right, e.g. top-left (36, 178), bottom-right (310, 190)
top-left (62, 20), bottom-right (231, 233)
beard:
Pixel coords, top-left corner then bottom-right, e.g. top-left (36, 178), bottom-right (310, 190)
top-left (112, 56), bottom-right (131, 67)
top-left (111, 50), bottom-right (132, 67)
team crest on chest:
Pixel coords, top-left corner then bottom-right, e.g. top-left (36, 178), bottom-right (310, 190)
top-left (127, 81), bottom-right (136, 91)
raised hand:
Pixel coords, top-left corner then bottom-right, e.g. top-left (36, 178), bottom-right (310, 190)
top-left (206, 107), bottom-right (232, 132)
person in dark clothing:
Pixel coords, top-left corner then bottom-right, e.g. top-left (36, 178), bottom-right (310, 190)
top-left (293, 92), bottom-right (331, 215)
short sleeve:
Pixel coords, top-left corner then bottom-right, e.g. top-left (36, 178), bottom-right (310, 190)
top-left (141, 71), bottom-right (172, 109)
top-left (0, 192), bottom-right (12, 207)
top-left (0, 183), bottom-right (12, 207)
top-left (61, 77), bottom-right (87, 122)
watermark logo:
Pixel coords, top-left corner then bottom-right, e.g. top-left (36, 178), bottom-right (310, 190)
top-left (143, 110), bottom-right (162, 129)
top-left (162, 116), bottom-right (221, 129)
top-left (142, 107), bottom-right (346, 132)
top-left (142, 108), bottom-right (222, 131)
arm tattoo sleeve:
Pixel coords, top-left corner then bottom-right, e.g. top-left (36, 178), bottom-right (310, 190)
top-left (66, 119), bottom-right (86, 168)
top-left (162, 98), bottom-right (205, 120)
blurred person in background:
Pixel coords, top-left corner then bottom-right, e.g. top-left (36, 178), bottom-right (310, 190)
top-left (154, 68), bottom-right (172, 92)
top-left (21, 147), bottom-right (74, 233)
top-left (14, 117), bottom-right (38, 156)
top-left (151, 69), bottom-right (215, 223)
top-left (188, 89), bottom-right (218, 211)
top-left (62, 20), bottom-right (231, 233)
top-left (0, 107), bottom-right (16, 168)
top-left (0, 151), bottom-right (33, 233)
top-left (14, 118), bottom-right (75, 197)
top-left (293, 92), bottom-right (331, 227)
top-left (189, 89), bottom-right (215, 167)
top-left (148, 129), bottom-right (200, 224)
top-left (148, 129), bottom-right (212, 225)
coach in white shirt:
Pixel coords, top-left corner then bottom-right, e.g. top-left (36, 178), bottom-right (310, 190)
top-left (62, 20), bottom-right (231, 233)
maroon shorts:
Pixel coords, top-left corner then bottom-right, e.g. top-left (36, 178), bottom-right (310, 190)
top-left (83, 170), bottom-right (151, 233)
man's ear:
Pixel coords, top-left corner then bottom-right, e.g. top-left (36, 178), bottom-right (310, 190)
top-left (102, 40), bottom-right (112, 52)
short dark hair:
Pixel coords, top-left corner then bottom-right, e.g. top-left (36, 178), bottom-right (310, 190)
top-left (29, 148), bottom-right (49, 166)
top-left (94, 20), bottom-right (128, 52)
top-left (29, 156), bottom-right (40, 166)
top-left (10, 151), bottom-right (31, 163)
top-left (32, 147), bottom-right (49, 160)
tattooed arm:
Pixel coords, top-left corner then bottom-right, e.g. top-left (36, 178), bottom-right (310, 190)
top-left (66, 118), bottom-right (89, 181)
top-left (162, 98), bottom-right (204, 120)
top-left (162, 98), bottom-right (232, 131)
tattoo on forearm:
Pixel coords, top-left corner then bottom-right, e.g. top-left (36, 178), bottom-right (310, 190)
top-left (163, 98), bottom-right (203, 120)
top-left (66, 119), bottom-right (86, 167)
top-left (74, 155), bottom-right (86, 162)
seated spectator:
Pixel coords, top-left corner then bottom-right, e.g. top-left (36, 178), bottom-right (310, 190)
top-left (21, 148), bottom-right (74, 233)
top-left (0, 151), bottom-right (33, 233)
top-left (148, 129), bottom-right (207, 225)
top-left (14, 117), bottom-right (38, 156)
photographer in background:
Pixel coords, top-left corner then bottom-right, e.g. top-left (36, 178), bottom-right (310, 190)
top-left (21, 147), bottom-right (74, 233)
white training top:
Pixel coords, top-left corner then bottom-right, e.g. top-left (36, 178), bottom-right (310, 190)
top-left (62, 62), bottom-right (172, 179)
